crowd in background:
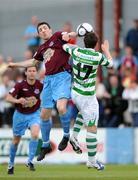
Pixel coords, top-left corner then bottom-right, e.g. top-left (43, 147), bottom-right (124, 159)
top-left (0, 16), bottom-right (138, 128)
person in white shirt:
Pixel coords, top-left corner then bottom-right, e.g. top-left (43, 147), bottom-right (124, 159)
top-left (122, 79), bottom-right (138, 127)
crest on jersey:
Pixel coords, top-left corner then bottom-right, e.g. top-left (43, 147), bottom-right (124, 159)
top-left (34, 89), bottom-right (40, 94)
top-left (49, 41), bottom-right (54, 47)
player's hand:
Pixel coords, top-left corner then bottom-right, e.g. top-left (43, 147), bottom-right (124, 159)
top-left (8, 62), bottom-right (16, 68)
top-left (17, 98), bottom-right (27, 105)
top-left (101, 40), bottom-right (109, 52)
top-left (62, 34), bottom-right (70, 42)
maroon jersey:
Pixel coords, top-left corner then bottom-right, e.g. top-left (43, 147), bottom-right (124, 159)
top-left (33, 31), bottom-right (71, 75)
top-left (9, 80), bottom-right (43, 114)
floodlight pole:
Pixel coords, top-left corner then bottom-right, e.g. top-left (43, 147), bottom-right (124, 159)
top-left (95, 0), bottom-right (103, 81)
top-left (114, 0), bottom-right (122, 52)
top-left (95, 0), bottom-right (103, 51)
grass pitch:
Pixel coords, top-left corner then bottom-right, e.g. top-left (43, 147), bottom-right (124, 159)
top-left (0, 164), bottom-right (138, 180)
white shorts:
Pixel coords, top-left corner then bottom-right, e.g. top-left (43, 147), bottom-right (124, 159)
top-left (71, 90), bottom-right (99, 126)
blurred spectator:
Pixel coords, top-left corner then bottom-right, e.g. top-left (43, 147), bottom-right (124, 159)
top-left (24, 49), bottom-right (33, 60)
top-left (120, 46), bottom-right (137, 87)
top-left (122, 79), bottom-right (138, 127)
top-left (96, 77), bottom-right (107, 127)
top-left (0, 54), bottom-right (7, 84)
top-left (62, 21), bottom-right (77, 44)
top-left (102, 67), bottom-right (116, 87)
top-left (24, 16), bottom-right (40, 54)
top-left (103, 74), bottom-right (128, 127)
top-left (6, 56), bottom-right (14, 63)
top-left (4, 56), bottom-right (23, 82)
top-left (102, 49), bottom-right (119, 85)
top-left (0, 73), bottom-right (15, 127)
top-left (125, 19), bottom-right (138, 57)
top-left (111, 48), bottom-right (121, 73)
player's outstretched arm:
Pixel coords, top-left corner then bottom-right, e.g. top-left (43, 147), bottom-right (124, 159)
top-left (62, 32), bottom-right (77, 41)
top-left (101, 40), bottom-right (112, 60)
top-left (8, 58), bottom-right (39, 68)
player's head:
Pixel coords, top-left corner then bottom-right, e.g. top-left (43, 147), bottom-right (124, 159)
top-left (25, 66), bottom-right (38, 81)
top-left (37, 22), bottom-right (52, 40)
top-left (84, 32), bottom-right (98, 49)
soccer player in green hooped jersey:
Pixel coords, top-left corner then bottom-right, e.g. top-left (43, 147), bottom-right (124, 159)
top-left (63, 32), bottom-right (113, 170)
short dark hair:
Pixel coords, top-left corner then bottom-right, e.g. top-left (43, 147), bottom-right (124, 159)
top-left (37, 22), bottom-right (51, 33)
top-left (84, 32), bottom-right (98, 48)
top-left (25, 65), bottom-right (38, 72)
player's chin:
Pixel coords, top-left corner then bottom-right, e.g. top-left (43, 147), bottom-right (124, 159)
top-left (44, 37), bottom-right (49, 40)
top-left (30, 77), bottom-right (35, 80)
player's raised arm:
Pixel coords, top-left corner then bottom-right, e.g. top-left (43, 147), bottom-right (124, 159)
top-left (62, 32), bottom-right (77, 42)
top-left (101, 40), bottom-right (112, 60)
top-left (101, 40), bottom-right (113, 67)
top-left (8, 58), bottom-right (39, 68)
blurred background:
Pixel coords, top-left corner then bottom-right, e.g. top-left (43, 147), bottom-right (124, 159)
top-left (0, 0), bottom-right (138, 165)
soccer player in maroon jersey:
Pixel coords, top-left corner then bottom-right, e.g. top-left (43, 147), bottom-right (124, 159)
top-left (8, 22), bottom-right (77, 161)
top-left (6, 66), bottom-right (43, 174)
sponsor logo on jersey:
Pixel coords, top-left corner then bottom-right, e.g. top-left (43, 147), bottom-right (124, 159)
top-left (22, 88), bottom-right (28, 91)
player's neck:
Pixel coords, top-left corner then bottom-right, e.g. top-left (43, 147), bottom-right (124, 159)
top-left (26, 79), bottom-right (35, 85)
top-left (44, 34), bottom-right (52, 42)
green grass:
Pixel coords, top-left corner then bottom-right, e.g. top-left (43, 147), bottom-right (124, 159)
top-left (0, 164), bottom-right (138, 180)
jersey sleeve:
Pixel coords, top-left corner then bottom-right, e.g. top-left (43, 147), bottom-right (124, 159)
top-left (63, 43), bottom-right (77, 55)
top-left (54, 31), bottom-right (63, 39)
top-left (9, 82), bottom-right (21, 97)
top-left (33, 47), bottom-right (44, 61)
top-left (55, 31), bottom-right (70, 44)
top-left (99, 54), bottom-right (113, 68)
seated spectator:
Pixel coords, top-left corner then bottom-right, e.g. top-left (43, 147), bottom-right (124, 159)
top-left (111, 48), bottom-right (121, 73)
top-left (0, 73), bottom-right (15, 127)
top-left (96, 77), bottom-right (107, 127)
top-left (62, 21), bottom-right (77, 44)
top-left (120, 46), bottom-right (137, 85)
top-left (122, 79), bottom-right (138, 127)
top-left (6, 56), bottom-right (14, 63)
top-left (103, 74), bottom-right (128, 127)
top-left (24, 49), bottom-right (33, 60)
top-left (24, 16), bottom-right (40, 54)
top-left (0, 54), bottom-right (7, 84)
top-left (125, 19), bottom-right (138, 57)
top-left (5, 56), bottom-right (23, 82)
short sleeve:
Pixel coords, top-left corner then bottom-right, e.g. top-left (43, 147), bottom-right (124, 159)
top-left (55, 31), bottom-right (68, 43)
top-left (33, 48), bottom-right (43, 61)
top-left (9, 83), bottom-right (21, 97)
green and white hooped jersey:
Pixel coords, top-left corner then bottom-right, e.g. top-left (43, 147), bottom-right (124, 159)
top-left (63, 44), bottom-right (113, 96)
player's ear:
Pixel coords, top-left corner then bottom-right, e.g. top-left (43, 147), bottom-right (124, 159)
top-left (25, 70), bottom-right (27, 76)
top-left (50, 28), bottom-right (52, 35)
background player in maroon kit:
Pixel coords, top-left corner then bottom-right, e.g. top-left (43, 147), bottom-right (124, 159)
top-left (8, 22), bottom-right (77, 161)
top-left (6, 66), bottom-right (43, 174)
